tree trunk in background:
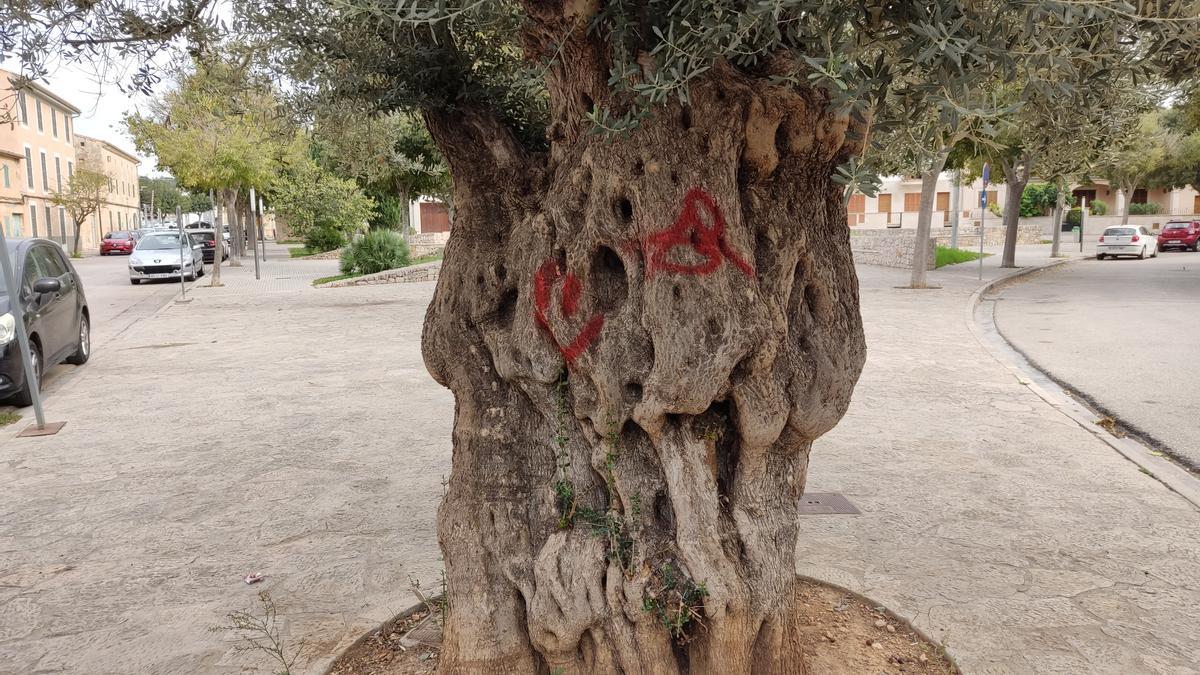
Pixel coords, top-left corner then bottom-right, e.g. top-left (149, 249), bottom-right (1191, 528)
top-left (223, 189), bottom-right (242, 267)
top-left (1050, 181), bottom-right (1066, 258)
top-left (1000, 155), bottom-right (1031, 268)
top-left (71, 213), bottom-right (85, 257)
top-left (209, 201), bottom-right (223, 287)
top-left (910, 150), bottom-right (950, 288)
top-left (394, 177), bottom-right (412, 243)
top-left (422, 54), bottom-right (867, 673)
top-left (1121, 181), bottom-right (1135, 225)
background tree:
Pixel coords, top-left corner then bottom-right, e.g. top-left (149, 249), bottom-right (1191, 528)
top-left (1100, 112), bottom-right (1173, 225)
top-left (126, 55), bottom-right (288, 280)
top-left (138, 176), bottom-right (184, 219)
top-left (269, 156), bottom-right (376, 252)
top-left (51, 167), bottom-right (108, 257)
top-left (312, 107), bottom-right (450, 236)
top-left (9, 2), bottom-right (1200, 672)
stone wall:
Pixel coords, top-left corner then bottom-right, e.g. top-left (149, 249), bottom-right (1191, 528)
top-left (932, 221), bottom-right (1044, 247)
top-left (849, 229), bottom-right (936, 269)
top-left (409, 232), bottom-right (449, 258)
top-left (318, 261), bottom-right (441, 288)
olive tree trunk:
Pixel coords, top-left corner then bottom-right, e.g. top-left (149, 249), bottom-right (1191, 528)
top-left (1050, 180), bottom-right (1066, 258)
top-left (420, 40), bottom-right (867, 674)
top-left (909, 149), bottom-right (950, 288)
top-left (1120, 180), bottom-right (1136, 225)
top-left (223, 188), bottom-right (242, 267)
top-left (1000, 153), bottom-right (1032, 268)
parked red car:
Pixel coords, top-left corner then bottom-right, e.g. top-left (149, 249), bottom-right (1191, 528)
top-left (1157, 220), bottom-right (1200, 252)
top-left (100, 231), bottom-right (137, 255)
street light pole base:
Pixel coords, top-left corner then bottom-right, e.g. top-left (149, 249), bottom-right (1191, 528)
top-left (17, 421), bottom-right (66, 437)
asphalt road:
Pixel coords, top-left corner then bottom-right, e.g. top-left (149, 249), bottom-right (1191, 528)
top-left (994, 250), bottom-right (1200, 468)
top-left (6, 252), bottom-right (187, 410)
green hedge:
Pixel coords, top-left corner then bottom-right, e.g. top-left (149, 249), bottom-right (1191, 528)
top-left (1128, 202), bottom-right (1161, 215)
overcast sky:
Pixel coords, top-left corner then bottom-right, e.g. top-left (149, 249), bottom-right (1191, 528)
top-left (3, 52), bottom-right (169, 176)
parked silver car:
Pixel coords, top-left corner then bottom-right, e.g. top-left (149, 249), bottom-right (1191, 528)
top-left (129, 231), bottom-right (205, 284)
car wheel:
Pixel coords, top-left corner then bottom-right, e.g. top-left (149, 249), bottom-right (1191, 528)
top-left (8, 340), bottom-right (42, 407)
top-left (66, 313), bottom-right (90, 365)
top-left (1096, 253), bottom-right (1104, 260)
top-left (185, 263), bottom-right (196, 282)
top-left (1138, 247), bottom-right (1146, 260)
top-left (130, 279), bottom-right (140, 285)
top-left (1152, 247), bottom-right (1158, 258)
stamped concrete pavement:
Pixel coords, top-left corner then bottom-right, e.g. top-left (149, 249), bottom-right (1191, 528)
top-left (1, 244), bottom-right (1198, 674)
top-left (799, 254), bottom-right (1200, 674)
top-left (0, 255), bottom-right (451, 674)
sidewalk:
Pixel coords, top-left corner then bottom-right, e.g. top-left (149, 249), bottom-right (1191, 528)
top-left (796, 256), bottom-right (1200, 673)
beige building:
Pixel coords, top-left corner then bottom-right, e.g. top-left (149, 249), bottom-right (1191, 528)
top-left (0, 69), bottom-right (81, 246)
top-left (75, 135), bottom-right (141, 246)
top-left (0, 149), bottom-right (24, 236)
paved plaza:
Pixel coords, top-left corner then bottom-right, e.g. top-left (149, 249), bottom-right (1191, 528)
top-left (0, 245), bottom-right (1196, 674)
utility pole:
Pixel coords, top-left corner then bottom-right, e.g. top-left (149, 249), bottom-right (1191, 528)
top-left (248, 186), bottom-right (261, 280)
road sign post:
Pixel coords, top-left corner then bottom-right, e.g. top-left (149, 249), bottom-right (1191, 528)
top-left (978, 162), bottom-right (990, 280)
top-left (176, 205), bottom-right (189, 302)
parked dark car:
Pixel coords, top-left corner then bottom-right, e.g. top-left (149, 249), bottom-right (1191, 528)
top-left (186, 228), bottom-right (228, 263)
top-left (1157, 220), bottom-right (1200, 252)
top-left (0, 239), bottom-right (90, 406)
top-left (100, 230), bottom-right (137, 256)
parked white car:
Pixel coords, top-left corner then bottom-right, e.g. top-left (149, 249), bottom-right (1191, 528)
top-left (1097, 225), bottom-right (1158, 260)
top-left (129, 231), bottom-right (205, 284)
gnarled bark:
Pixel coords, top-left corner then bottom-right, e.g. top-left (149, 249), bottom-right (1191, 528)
top-left (420, 21), bottom-right (866, 674)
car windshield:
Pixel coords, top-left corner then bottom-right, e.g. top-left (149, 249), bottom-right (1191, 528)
top-left (138, 234), bottom-right (185, 250)
top-left (1164, 223), bottom-right (1190, 230)
top-left (191, 231), bottom-right (215, 242)
top-left (106, 231), bottom-right (131, 240)
top-left (1105, 228), bottom-right (1136, 236)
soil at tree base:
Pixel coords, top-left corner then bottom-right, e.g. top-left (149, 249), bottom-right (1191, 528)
top-left (327, 578), bottom-right (958, 675)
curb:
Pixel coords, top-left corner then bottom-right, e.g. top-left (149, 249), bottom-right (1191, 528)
top-left (966, 258), bottom-right (1200, 510)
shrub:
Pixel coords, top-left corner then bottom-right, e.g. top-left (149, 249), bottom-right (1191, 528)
top-left (1128, 202), bottom-right (1161, 215)
top-left (1089, 199), bottom-right (1108, 215)
top-left (1020, 183), bottom-right (1057, 217)
top-left (1065, 207), bottom-right (1083, 228)
top-left (987, 201), bottom-right (1003, 218)
top-left (341, 229), bottom-right (411, 275)
top-left (304, 226), bottom-right (346, 253)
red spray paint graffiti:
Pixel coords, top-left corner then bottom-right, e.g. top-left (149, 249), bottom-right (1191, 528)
top-left (645, 187), bottom-right (754, 278)
top-left (534, 260), bottom-right (605, 364)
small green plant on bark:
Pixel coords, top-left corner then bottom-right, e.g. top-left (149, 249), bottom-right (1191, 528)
top-left (642, 562), bottom-right (709, 643)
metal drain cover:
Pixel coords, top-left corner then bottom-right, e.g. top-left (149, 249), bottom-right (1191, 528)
top-left (798, 492), bottom-right (860, 515)
top-left (400, 613), bottom-right (443, 649)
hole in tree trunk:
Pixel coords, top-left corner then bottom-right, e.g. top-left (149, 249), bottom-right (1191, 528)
top-left (703, 400), bottom-right (739, 509)
top-left (590, 246), bottom-right (628, 314)
top-left (614, 196), bottom-right (634, 223)
top-left (632, 159), bottom-right (644, 177)
top-left (654, 489), bottom-right (674, 532)
top-left (775, 115), bottom-right (789, 157)
top-left (624, 381), bottom-right (643, 403)
top-left (497, 288), bottom-right (518, 327)
top-left (670, 171), bottom-right (679, 185)
top-left (672, 285), bottom-right (682, 301)
top-left (680, 105), bottom-right (693, 130)
top-left (581, 92), bottom-right (594, 114)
